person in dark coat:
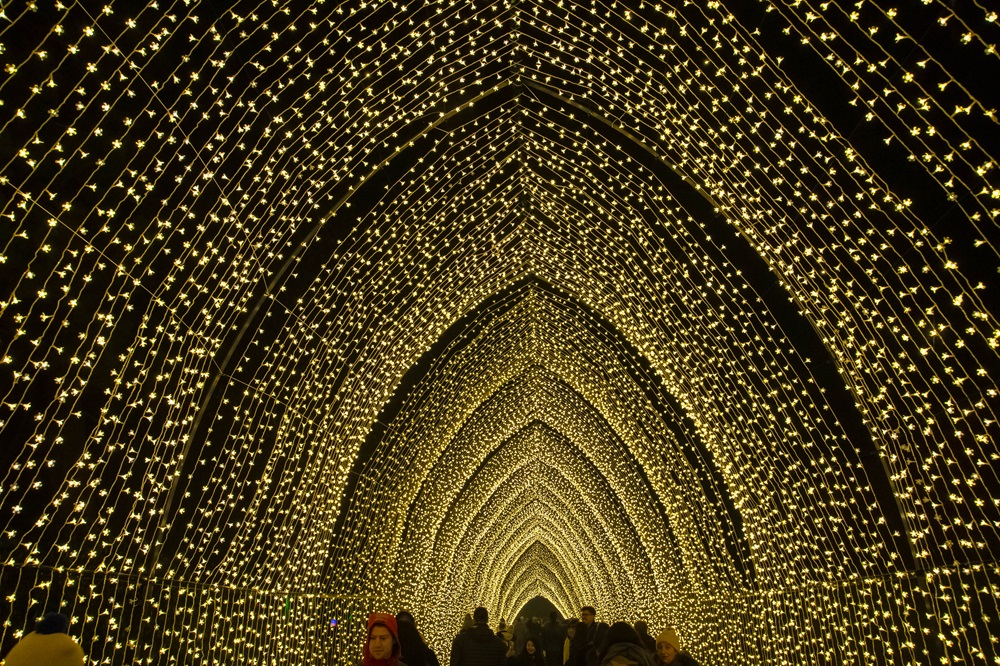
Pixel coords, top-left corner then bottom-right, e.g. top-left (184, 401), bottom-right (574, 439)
top-left (360, 613), bottom-right (408, 666)
top-left (450, 606), bottom-right (507, 666)
top-left (598, 622), bottom-right (655, 666)
top-left (574, 606), bottom-right (609, 666)
top-left (563, 621), bottom-right (580, 665)
top-left (653, 627), bottom-right (700, 666)
top-left (515, 637), bottom-right (546, 666)
top-left (541, 611), bottom-right (566, 666)
top-left (396, 611), bottom-right (440, 666)
top-left (527, 618), bottom-right (544, 647)
top-left (497, 619), bottom-right (513, 643)
top-left (512, 617), bottom-right (529, 655)
top-left (632, 622), bottom-right (655, 654)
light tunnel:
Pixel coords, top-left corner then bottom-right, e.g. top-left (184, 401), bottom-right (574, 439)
top-left (0, 1), bottom-right (999, 664)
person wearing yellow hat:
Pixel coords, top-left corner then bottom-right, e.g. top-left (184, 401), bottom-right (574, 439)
top-left (1, 612), bottom-right (85, 666)
top-left (654, 627), bottom-right (700, 666)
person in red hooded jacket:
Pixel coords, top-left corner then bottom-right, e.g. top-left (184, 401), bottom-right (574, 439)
top-left (360, 612), bottom-right (408, 666)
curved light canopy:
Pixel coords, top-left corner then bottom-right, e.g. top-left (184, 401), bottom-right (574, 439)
top-left (0, 1), bottom-right (998, 665)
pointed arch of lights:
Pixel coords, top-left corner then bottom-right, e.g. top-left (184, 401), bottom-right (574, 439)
top-left (1, 1), bottom-right (998, 665)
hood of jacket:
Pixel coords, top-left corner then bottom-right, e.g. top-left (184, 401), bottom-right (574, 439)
top-left (364, 613), bottom-right (402, 666)
top-left (601, 642), bottom-right (655, 666)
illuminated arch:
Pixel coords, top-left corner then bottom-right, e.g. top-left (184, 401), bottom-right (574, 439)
top-left (0, 2), bottom-right (997, 666)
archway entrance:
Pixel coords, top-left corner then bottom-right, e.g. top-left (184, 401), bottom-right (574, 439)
top-left (515, 596), bottom-right (564, 623)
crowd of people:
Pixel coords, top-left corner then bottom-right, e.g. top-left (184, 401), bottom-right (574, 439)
top-left (359, 606), bottom-right (701, 666)
top-left (1, 605), bottom-right (700, 666)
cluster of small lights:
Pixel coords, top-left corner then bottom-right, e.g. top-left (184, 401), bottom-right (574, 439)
top-left (0, 1), bottom-right (997, 665)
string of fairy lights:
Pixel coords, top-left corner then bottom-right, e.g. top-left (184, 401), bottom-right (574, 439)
top-left (1, 0), bottom-right (998, 665)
